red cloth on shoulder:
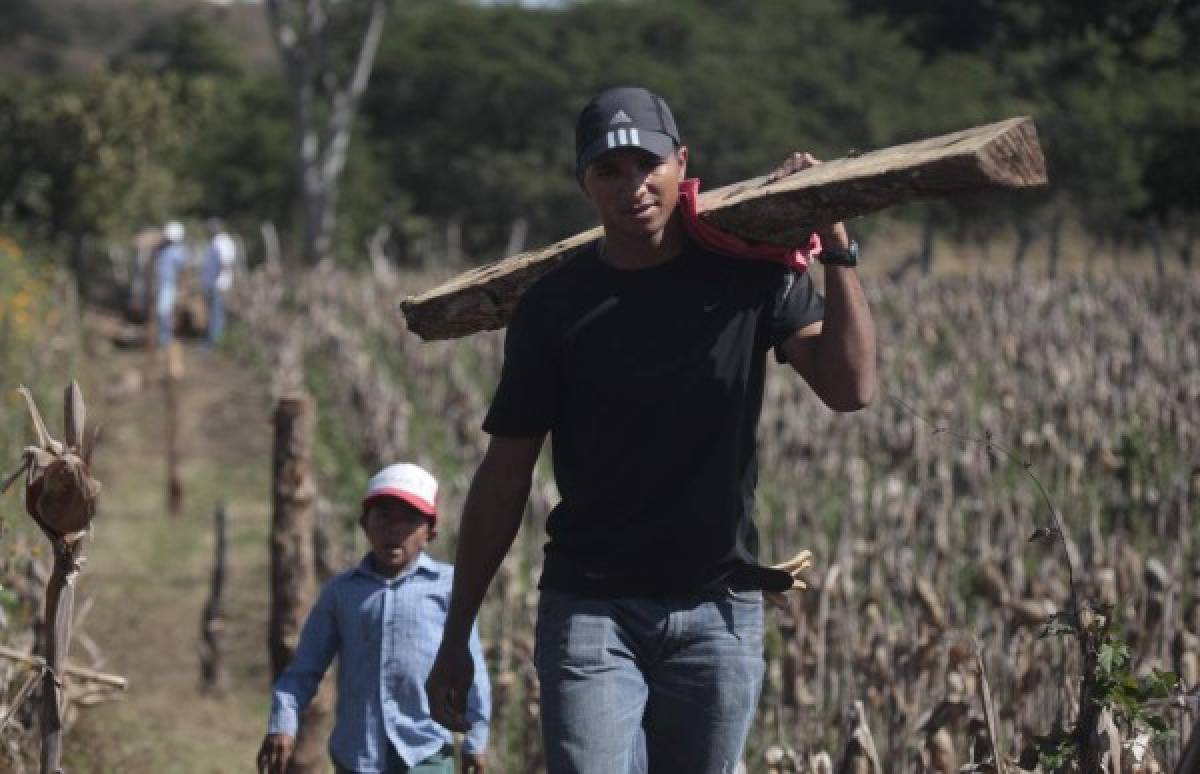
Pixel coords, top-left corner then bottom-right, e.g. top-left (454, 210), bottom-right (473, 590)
top-left (676, 178), bottom-right (820, 273)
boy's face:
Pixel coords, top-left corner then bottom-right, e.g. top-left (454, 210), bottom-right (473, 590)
top-left (362, 498), bottom-right (432, 576)
top-left (581, 146), bottom-right (688, 243)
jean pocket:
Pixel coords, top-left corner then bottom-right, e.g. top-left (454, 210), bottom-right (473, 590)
top-left (535, 593), bottom-right (610, 671)
top-left (720, 587), bottom-right (765, 642)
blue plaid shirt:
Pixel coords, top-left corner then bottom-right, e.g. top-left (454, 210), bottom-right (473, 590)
top-left (268, 552), bottom-right (490, 771)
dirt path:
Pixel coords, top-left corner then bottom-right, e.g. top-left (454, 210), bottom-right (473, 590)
top-left (61, 312), bottom-right (281, 773)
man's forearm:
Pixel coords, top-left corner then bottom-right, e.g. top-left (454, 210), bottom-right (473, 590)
top-left (815, 263), bottom-right (876, 410)
top-left (443, 450), bottom-right (535, 643)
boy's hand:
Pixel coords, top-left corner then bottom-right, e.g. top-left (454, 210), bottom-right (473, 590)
top-left (256, 733), bottom-right (294, 774)
top-left (425, 642), bottom-right (473, 731)
top-left (462, 750), bottom-right (487, 773)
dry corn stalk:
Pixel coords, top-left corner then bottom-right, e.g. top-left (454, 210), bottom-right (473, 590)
top-left (913, 576), bottom-right (947, 631)
top-left (230, 248), bottom-right (1200, 772)
top-left (1178, 716), bottom-right (1200, 774)
top-left (0, 646), bottom-right (125, 692)
top-left (1099, 708), bottom-right (1122, 773)
top-left (1, 382), bottom-right (101, 774)
top-left (766, 549), bottom-right (814, 611)
top-left (809, 752), bottom-right (834, 774)
top-left (928, 728), bottom-right (956, 773)
top-left (974, 638), bottom-right (1007, 774)
top-left (2, 386), bottom-right (99, 538)
top-left (836, 700), bottom-right (882, 774)
top-left (1123, 731), bottom-right (1163, 773)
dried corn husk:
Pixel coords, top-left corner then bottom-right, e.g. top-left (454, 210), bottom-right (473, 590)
top-left (2, 383), bottom-right (101, 540)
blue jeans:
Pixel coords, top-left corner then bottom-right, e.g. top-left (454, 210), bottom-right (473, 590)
top-left (156, 282), bottom-right (176, 346)
top-left (206, 288), bottom-right (225, 346)
top-left (535, 588), bottom-right (765, 774)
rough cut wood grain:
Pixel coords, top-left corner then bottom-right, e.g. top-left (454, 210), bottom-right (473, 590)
top-left (401, 116), bottom-right (1046, 340)
top-left (402, 225), bottom-right (603, 340)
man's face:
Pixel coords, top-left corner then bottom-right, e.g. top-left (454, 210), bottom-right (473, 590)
top-left (580, 146), bottom-right (688, 242)
top-left (362, 498), bottom-right (432, 576)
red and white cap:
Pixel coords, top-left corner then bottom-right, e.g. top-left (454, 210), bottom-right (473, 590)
top-left (362, 463), bottom-right (438, 519)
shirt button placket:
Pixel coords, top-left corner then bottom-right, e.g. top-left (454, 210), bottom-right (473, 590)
top-left (381, 583), bottom-right (393, 706)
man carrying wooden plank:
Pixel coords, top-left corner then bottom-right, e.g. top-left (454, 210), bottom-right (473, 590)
top-left (426, 86), bottom-right (876, 773)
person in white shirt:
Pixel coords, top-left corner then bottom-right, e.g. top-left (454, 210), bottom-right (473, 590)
top-left (202, 217), bottom-right (237, 347)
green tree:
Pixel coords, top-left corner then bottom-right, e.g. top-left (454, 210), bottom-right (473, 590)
top-left (0, 74), bottom-right (201, 242)
top-left (367, 0), bottom-right (941, 262)
top-left (848, 0), bottom-right (1200, 259)
top-left (181, 73), bottom-right (296, 243)
top-left (264, 0), bottom-right (388, 266)
top-left (111, 8), bottom-right (244, 77)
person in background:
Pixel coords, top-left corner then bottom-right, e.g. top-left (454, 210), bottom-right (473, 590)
top-left (258, 463), bottom-right (491, 774)
top-left (154, 220), bottom-right (190, 348)
top-left (201, 217), bottom-right (237, 347)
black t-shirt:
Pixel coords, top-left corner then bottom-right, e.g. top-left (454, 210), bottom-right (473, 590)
top-left (483, 238), bottom-right (824, 597)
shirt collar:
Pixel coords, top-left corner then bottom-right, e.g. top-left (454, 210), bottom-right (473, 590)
top-left (353, 551), bottom-right (440, 583)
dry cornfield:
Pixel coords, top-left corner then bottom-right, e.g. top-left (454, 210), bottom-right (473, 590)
top-left (228, 262), bottom-right (1200, 773)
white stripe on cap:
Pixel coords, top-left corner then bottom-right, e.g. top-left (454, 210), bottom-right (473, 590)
top-left (604, 128), bottom-right (647, 153)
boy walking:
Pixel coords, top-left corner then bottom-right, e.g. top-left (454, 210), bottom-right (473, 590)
top-left (259, 463), bottom-right (490, 774)
top-left (426, 86), bottom-right (875, 773)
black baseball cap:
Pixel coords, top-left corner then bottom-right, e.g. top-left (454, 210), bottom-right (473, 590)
top-left (575, 86), bottom-right (681, 177)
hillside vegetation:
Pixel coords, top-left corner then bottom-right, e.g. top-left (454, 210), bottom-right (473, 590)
top-left (1, 0), bottom-right (1196, 270)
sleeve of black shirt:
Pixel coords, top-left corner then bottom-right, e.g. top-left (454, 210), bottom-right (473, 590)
top-left (769, 269), bottom-right (825, 362)
top-left (482, 289), bottom-right (557, 438)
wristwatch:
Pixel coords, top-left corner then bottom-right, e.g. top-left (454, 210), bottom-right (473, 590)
top-left (818, 240), bottom-right (859, 267)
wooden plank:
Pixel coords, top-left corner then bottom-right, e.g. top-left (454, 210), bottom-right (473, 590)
top-left (401, 116), bottom-right (1046, 340)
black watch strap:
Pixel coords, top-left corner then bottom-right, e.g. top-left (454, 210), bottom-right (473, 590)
top-left (818, 240), bottom-right (859, 267)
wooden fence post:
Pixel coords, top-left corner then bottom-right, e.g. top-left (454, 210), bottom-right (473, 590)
top-left (200, 502), bottom-right (228, 693)
top-left (165, 342), bottom-right (184, 516)
top-left (268, 393), bottom-right (333, 774)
